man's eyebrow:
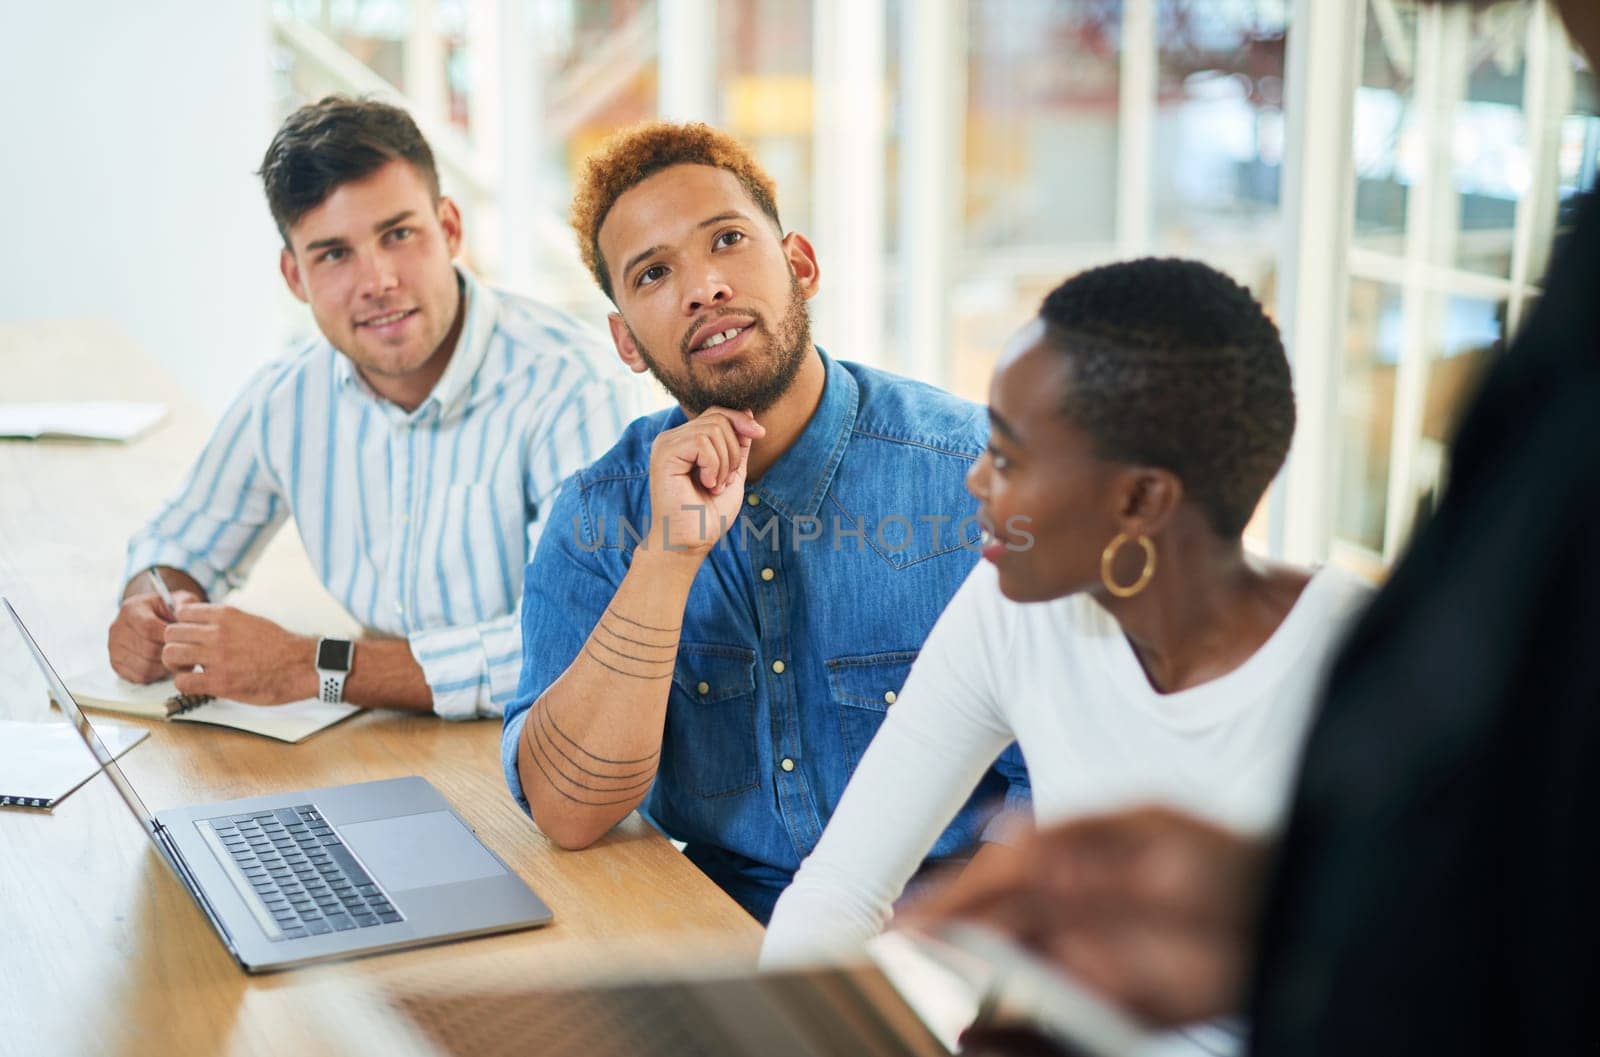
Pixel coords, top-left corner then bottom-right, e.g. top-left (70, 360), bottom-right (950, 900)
top-left (988, 408), bottom-right (1022, 444)
top-left (695, 210), bottom-right (746, 230)
top-left (620, 211), bottom-right (754, 283)
top-left (302, 210), bottom-right (415, 253)
top-left (372, 209), bottom-right (415, 233)
top-left (621, 243), bottom-right (668, 284)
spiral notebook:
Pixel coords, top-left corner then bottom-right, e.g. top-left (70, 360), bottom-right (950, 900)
top-left (60, 665), bottom-right (359, 744)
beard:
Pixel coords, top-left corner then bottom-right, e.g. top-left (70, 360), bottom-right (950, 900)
top-left (630, 275), bottom-right (812, 416)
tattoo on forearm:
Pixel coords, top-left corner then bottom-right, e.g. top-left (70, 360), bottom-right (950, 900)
top-left (536, 706), bottom-right (655, 780)
top-left (524, 740), bottom-right (648, 806)
top-left (594, 622), bottom-right (678, 651)
top-left (584, 646), bottom-right (674, 680)
top-left (523, 603), bottom-right (679, 807)
top-left (524, 703), bottom-right (657, 807)
top-left (589, 636), bottom-right (675, 666)
top-left (605, 607), bottom-right (680, 634)
top-left (582, 612), bottom-right (677, 681)
top-left (545, 706), bottom-right (660, 766)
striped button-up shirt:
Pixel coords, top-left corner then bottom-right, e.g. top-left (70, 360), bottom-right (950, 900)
top-left (126, 267), bottom-right (655, 718)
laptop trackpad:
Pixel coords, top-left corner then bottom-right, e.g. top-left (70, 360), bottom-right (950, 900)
top-left (340, 811), bottom-right (506, 892)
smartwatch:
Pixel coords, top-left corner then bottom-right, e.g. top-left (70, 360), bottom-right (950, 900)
top-left (315, 638), bottom-right (354, 704)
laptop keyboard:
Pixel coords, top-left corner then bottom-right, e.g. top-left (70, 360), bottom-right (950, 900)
top-left (209, 804), bottom-right (403, 941)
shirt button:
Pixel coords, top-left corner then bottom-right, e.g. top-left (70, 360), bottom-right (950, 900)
top-left (696, 681), bottom-right (710, 696)
top-left (760, 567), bottom-right (775, 582)
top-left (780, 758), bottom-right (795, 772)
top-left (771, 660), bottom-right (786, 674)
top-left (746, 494), bottom-right (761, 507)
top-left (884, 690), bottom-right (897, 704)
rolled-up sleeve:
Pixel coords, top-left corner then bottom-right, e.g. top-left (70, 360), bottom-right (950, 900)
top-left (409, 610), bottom-right (526, 720)
top-left (415, 371), bottom-right (650, 720)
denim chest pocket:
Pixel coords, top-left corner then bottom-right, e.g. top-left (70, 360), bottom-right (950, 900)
top-left (662, 644), bottom-right (760, 799)
top-left (827, 650), bottom-right (918, 772)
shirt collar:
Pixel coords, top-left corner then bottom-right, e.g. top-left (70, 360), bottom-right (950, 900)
top-left (747, 349), bottom-right (858, 522)
top-left (335, 265), bottom-right (496, 422)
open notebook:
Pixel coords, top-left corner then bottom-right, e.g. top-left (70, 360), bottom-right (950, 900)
top-left (60, 665), bottom-right (358, 743)
top-left (0, 401), bottom-right (167, 442)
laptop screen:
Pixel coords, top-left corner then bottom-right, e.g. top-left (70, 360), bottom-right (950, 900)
top-left (3, 599), bottom-right (170, 856)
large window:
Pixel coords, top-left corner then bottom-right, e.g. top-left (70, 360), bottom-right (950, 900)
top-left (266, 0), bottom-right (1594, 571)
top-left (1335, 0), bottom-right (1597, 570)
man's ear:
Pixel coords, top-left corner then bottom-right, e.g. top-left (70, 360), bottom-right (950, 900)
top-left (608, 313), bottom-right (651, 375)
top-left (437, 195), bottom-right (464, 258)
top-left (781, 231), bottom-right (821, 301)
top-left (1116, 468), bottom-right (1184, 538)
top-left (279, 246), bottom-right (309, 304)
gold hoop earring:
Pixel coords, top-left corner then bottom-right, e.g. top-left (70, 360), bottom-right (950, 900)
top-left (1100, 533), bottom-right (1156, 598)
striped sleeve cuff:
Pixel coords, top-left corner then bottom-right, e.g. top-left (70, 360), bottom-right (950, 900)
top-left (410, 612), bottom-right (524, 720)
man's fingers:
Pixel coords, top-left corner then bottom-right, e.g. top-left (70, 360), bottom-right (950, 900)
top-left (110, 648), bottom-right (167, 684)
top-left (161, 642), bottom-right (205, 670)
top-left (695, 434), bottom-right (724, 490)
top-left (116, 629), bottom-right (166, 661)
top-left (124, 600), bottom-right (172, 640)
top-left (700, 406), bottom-right (767, 441)
top-left (172, 602), bottom-right (222, 624)
top-left (164, 619), bottom-right (220, 645)
top-left (172, 669), bottom-right (211, 697)
top-left (732, 434), bottom-right (754, 478)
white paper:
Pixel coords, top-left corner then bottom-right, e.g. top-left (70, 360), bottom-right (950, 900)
top-left (0, 401), bottom-right (167, 441)
top-left (0, 719), bottom-right (149, 807)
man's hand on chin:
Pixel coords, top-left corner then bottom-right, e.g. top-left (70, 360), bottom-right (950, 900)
top-left (162, 603), bottom-right (318, 705)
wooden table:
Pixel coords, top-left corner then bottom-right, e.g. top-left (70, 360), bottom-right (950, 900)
top-left (0, 322), bottom-right (760, 1057)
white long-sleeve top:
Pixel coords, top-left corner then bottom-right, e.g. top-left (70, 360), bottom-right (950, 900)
top-left (762, 560), bottom-right (1370, 966)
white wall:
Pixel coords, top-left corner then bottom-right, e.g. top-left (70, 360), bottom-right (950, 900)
top-left (1, 1), bottom-right (282, 413)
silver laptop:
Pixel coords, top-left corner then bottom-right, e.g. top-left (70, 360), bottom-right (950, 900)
top-left (5, 598), bottom-right (552, 973)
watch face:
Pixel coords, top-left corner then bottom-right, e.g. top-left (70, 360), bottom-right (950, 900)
top-left (317, 638), bottom-right (353, 672)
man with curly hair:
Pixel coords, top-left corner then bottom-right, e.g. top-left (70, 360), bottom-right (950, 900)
top-left (500, 121), bottom-right (1030, 921)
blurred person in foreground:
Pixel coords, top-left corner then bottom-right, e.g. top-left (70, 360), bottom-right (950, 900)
top-left (911, 1), bottom-right (1600, 1053)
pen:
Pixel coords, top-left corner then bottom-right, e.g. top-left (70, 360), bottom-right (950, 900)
top-left (146, 567), bottom-right (178, 617)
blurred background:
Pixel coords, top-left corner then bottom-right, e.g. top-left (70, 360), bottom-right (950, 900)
top-left (2, 0), bottom-right (1595, 575)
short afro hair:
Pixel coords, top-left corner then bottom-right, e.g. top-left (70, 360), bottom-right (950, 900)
top-left (571, 121), bottom-right (782, 302)
top-left (259, 95), bottom-right (439, 244)
top-left (1039, 258), bottom-right (1295, 538)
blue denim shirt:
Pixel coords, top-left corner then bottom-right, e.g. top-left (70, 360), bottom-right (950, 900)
top-left (502, 351), bottom-right (1031, 921)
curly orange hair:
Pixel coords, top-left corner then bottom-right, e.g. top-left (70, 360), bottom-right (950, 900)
top-left (571, 121), bottom-right (782, 301)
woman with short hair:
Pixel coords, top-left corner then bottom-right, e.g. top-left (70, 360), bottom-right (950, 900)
top-left (763, 259), bottom-right (1370, 982)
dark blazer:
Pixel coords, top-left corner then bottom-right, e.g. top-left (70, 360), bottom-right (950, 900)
top-left (1249, 189), bottom-right (1600, 1054)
